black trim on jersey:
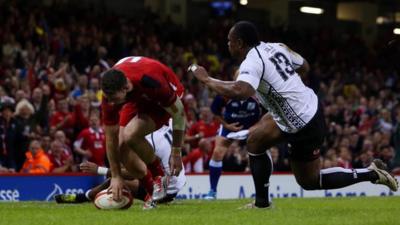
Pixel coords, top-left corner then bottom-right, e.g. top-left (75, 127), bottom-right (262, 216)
top-left (164, 132), bottom-right (172, 145)
top-left (254, 47), bottom-right (266, 85)
top-left (150, 133), bottom-right (156, 152)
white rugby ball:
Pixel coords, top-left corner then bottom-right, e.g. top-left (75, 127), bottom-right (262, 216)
top-left (94, 189), bottom-right (133, 210)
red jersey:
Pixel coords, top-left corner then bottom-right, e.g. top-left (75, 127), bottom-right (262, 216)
top-left (74, 127), bottom-right (106, 166)
top-left (48, 151), bottom-right (72, 171)
top-left (187, 120), bottom-right (219, 149)
top-left (188, 120), bottom-right (220, 138)
top-left (102, 57), bottom-right (184, 126)
top-left (50, 111), bottom-right (74, 129)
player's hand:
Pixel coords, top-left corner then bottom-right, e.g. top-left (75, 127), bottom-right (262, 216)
top-left (224, 122), bottom-right (244, 132)
top-left (108, 176), bottom-right (124, 202)
top-left (79, 161), bottom-right (98, 174)
top-left (188, 64), bottom-right (209, 83)
top-left (169, 150), bottom-right (183, 176)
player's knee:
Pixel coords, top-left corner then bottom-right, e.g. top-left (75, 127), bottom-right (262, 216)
top-left (120, 144), bottom-right (129, 158)
top-left (247, 128), bottom-right (262, 154)
top-left (212, 148), bottom-right (225, 161)
top-left (295, 176), bottom-right (320, 190)
top-left (135, 167), bottom-right (147, 179)
top-left (119, 146), bottom-right (131, 165)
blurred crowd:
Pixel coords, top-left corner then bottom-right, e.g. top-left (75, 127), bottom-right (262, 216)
top-left (0, 1), bottom-right (399, 174)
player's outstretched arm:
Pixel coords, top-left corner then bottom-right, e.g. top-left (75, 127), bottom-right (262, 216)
top-left (80, 161), bottom-right (137, 180)
top-left (189, 64), bottom-right (255, 100)
top-left (215, 115), bottom-right (243, 132)
top-left (163, 97), bottom-right (185, 177)
top-left (104, 125), bottom-right (125, 201)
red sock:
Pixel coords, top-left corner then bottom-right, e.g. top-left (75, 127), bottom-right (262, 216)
top-left (147, 158), bottom-right (165, 178)
top-left (139, 169), bottom-right (154, 194)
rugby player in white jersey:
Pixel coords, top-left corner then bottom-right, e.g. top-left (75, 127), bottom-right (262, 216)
top-left (190, 21), bottom-right (398, 208)
top-left (55, 121), bottom-right (186, 208)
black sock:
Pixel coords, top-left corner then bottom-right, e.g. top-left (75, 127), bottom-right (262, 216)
top-left (321, 167), bottom-right (378, 189)
top-left (135, 184), bottom-right (148, 201)
top-left (249, 151), bottom-right (273, 208)
top-left (76, 193), bottom-right (90, 203)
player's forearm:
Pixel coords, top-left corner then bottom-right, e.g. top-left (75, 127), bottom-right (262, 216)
top-left (164, 98), bottom-right (186, 152)
top-left (204, 78), bottom-right (250, 100)
top-left (104, 168), bottom-right (135, 180)
top-left (172, 130), bottom-right (185, 149)
top-left (105, 125), bottom-right (122, 177)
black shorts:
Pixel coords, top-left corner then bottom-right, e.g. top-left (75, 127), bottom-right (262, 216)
top-left (282, 103), bottom-right (327, 162)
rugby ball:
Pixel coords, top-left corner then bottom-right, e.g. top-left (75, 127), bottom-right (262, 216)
top-left (94, 189), bottom-right (133, 210)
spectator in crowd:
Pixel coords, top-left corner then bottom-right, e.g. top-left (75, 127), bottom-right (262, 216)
top-left (184, 138), bottom-right (212, 173)
top-left (88, 77), bottom-right (102, 108)
top-left (49, 98), bottom-right (74, 137)
top-left (270, 146), bottom-right (290, 172)
top-left (53, 130), bottom-right (72, 156)
top-left (73, 111), bottom-right (106, 166)
top-left (14, 99), bottom-right (36, 170)
top-left (183, 93), bottom-right (199, 128)
top-left (40, 135), bottom-right (52, 152)
top-left (48, 140), bottom-right (74, 173)
top-left (20, 139), bottom-right (52, 173)
top-left (0, 102), bottom-right (18, 170)
top-left (0, 87), bottom-right (15, 105)
top-left (222, 141), bottom-right (248, 172)
top-left (0, 164), bottom-right (14, 173)
top-left (337, 146), bottom-right (353, 169)
top-left (185, 106), bottom-right (219, 149)
top-left (30, 86), bottom-right (50, 134)
top-left (70, 75), bottom-right (88, 100)
top-left (72, 95), bottom-right (91, 133)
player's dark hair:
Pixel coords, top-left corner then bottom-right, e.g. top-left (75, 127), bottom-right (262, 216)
top-left (232, 21), bottom-right (260, 47)
top-left (101, 69), bottom-right (127, 95)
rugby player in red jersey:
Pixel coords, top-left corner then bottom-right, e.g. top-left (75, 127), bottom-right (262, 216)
top-left (100, 56), bottom-right (185, 202)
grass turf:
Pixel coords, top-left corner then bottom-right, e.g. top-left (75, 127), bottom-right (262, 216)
top-left (1, 197), bottom-right (399, 225)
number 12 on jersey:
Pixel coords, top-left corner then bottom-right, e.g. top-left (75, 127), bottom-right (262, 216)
top-left (269, 52), bottom-right (295, 81)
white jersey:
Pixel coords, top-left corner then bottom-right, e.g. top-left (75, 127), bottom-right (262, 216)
top-left (236, 42), bottom-right (318, 133)
top-left (145, 120), bottom-right (186, 195)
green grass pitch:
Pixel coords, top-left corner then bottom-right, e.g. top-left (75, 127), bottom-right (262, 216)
top-left (1, 197), bottom-right (399, 225)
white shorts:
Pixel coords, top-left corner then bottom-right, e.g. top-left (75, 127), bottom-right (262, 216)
top-left (145, 121), bottom-right (186, 195)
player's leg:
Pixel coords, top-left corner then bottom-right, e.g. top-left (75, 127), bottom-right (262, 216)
top-left (205, 135), bottom-right (232, 199)
top-left (123, 114), bottom-right (165, 177)
top-left (147, 123), bottom-right (186, 203)
top-left (118, 126), bottom-right (157, 196)
top-left (121, 114), bottom-right (158, 164)
top-left (120, 113), bottom-right (167, 200)
top-left (245, 114), bottom-right (282, 208)
top-left (119, 103), bottom-right (165, 179)
top-left (119, 126), bottom-right (148, 178)
top-left (291, 155), bottom-right (398, 191)
top-left (289, 105), bottom-right (398, 191)
top-left (123, 179), bottom-right (156, 209)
